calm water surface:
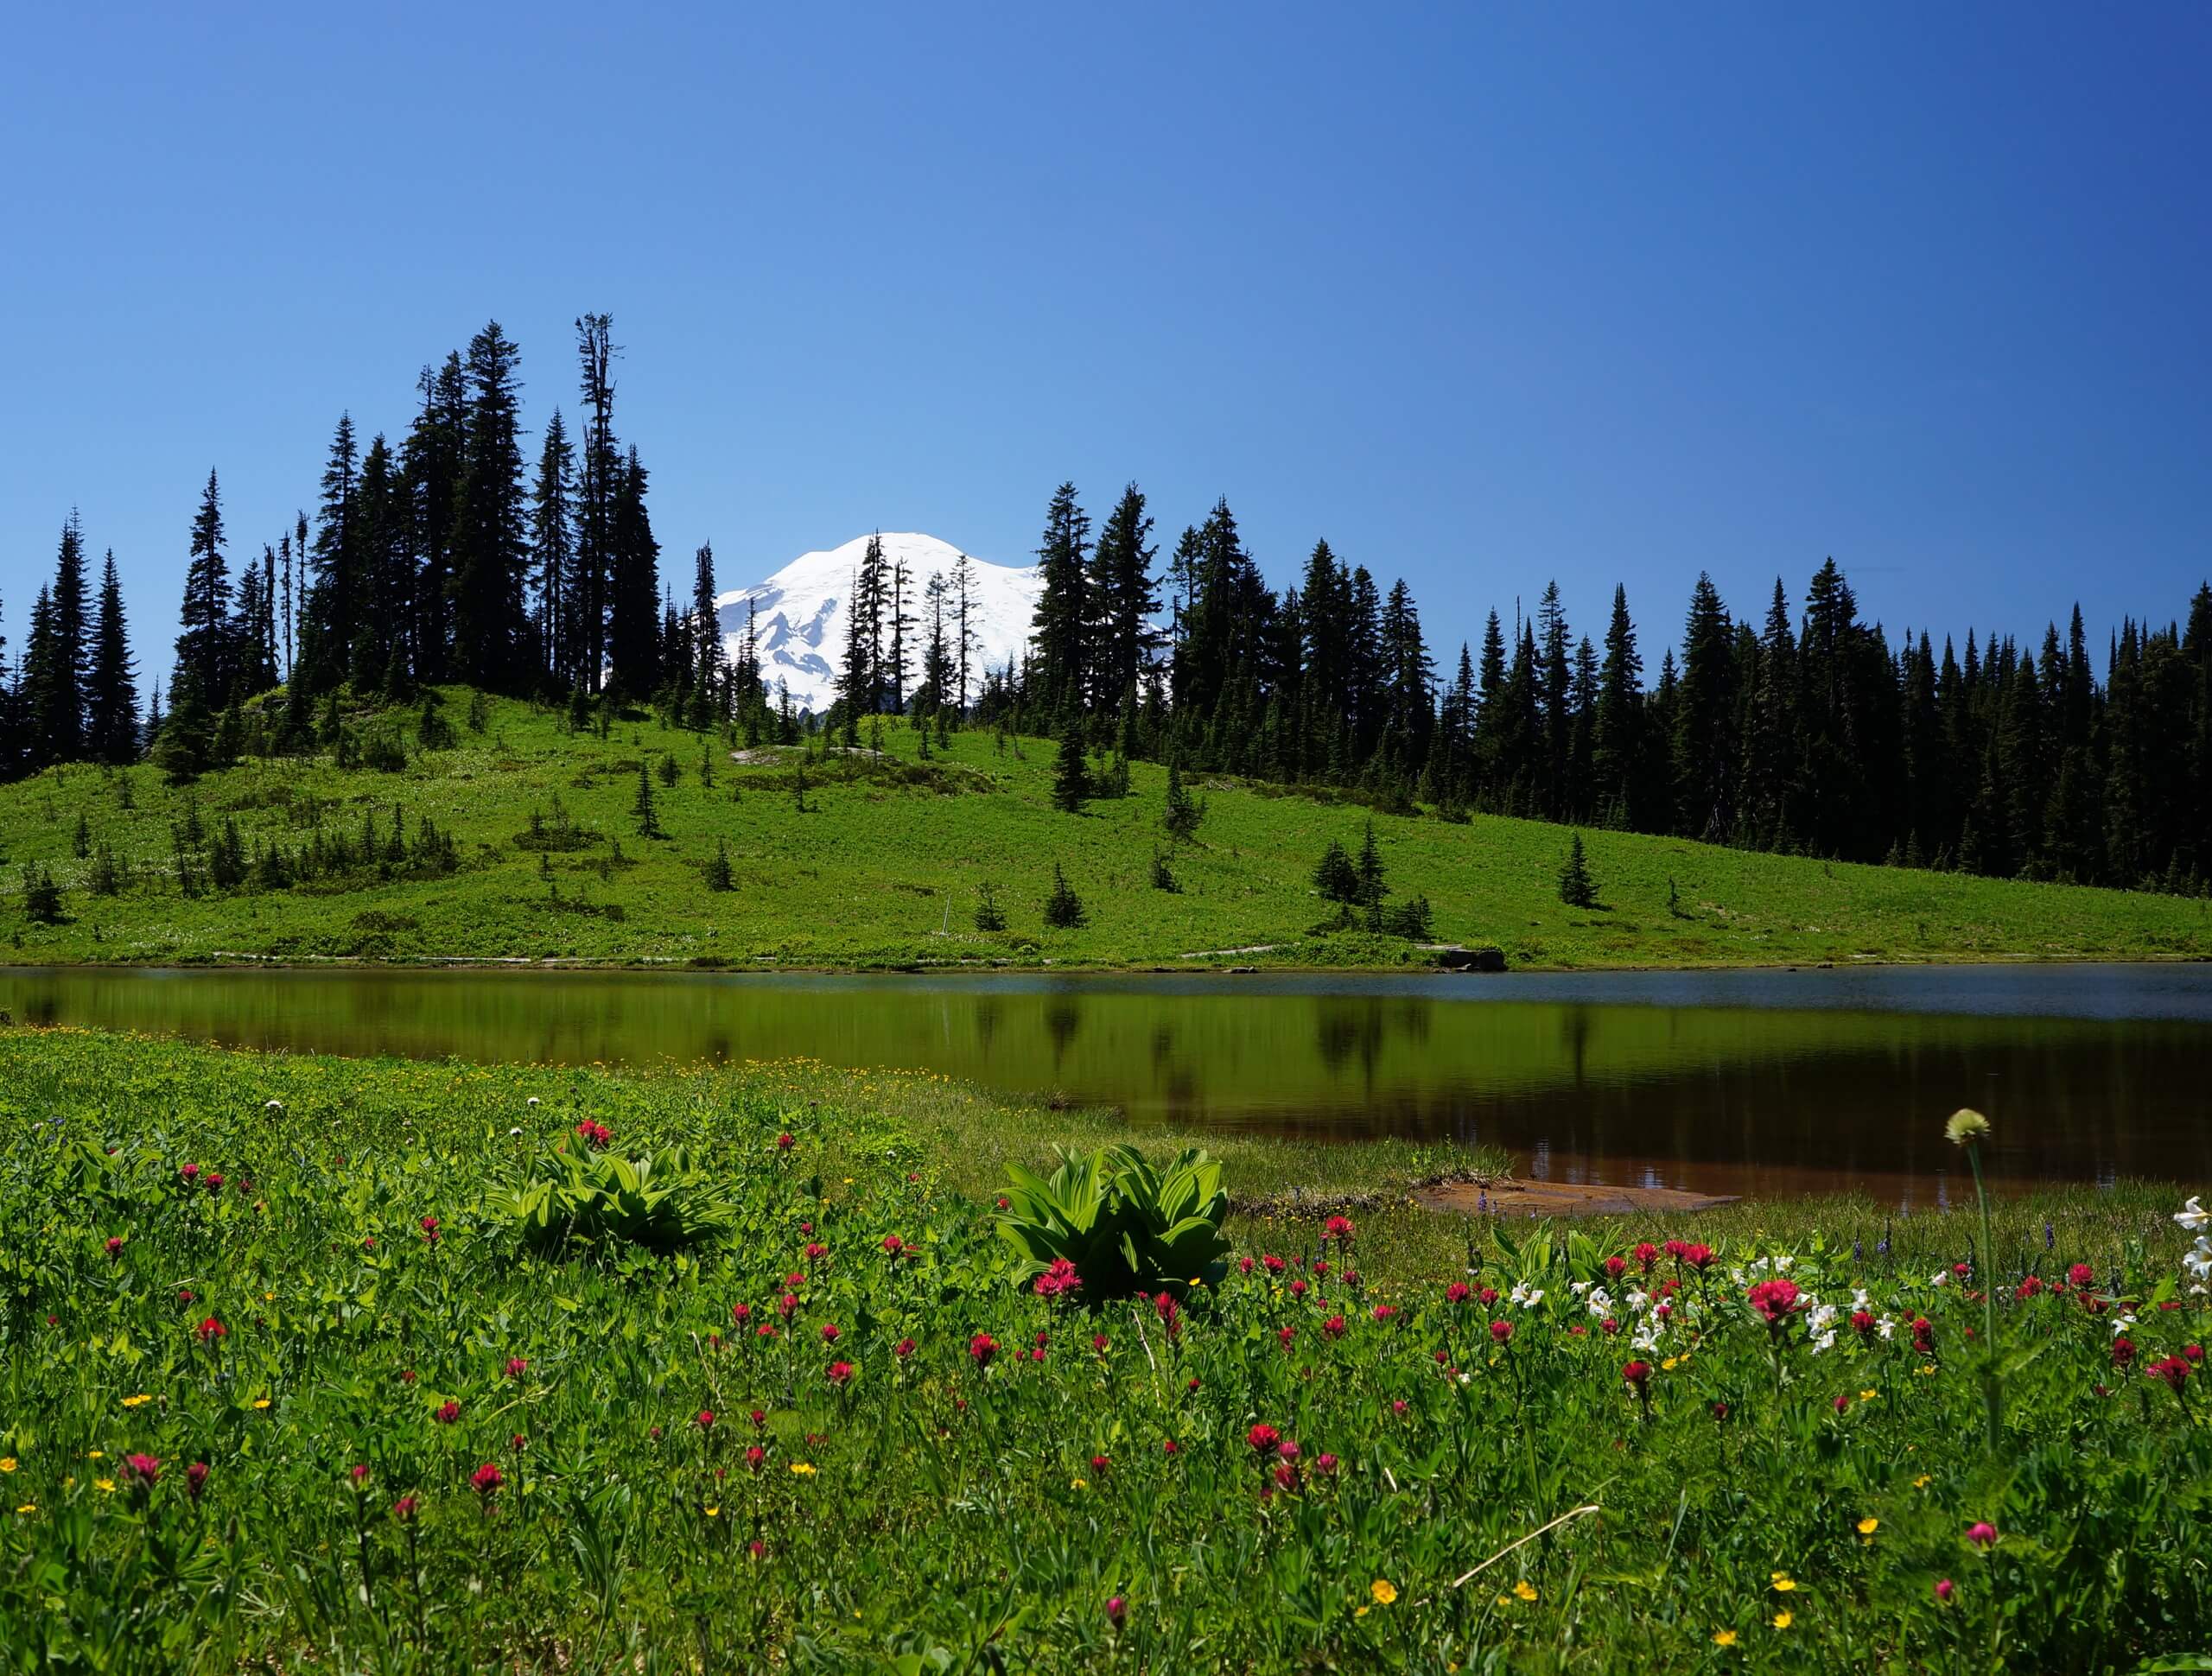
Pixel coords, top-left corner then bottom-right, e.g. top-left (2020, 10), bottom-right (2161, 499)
top-left (4, 963), bottom-right (2209, 1203)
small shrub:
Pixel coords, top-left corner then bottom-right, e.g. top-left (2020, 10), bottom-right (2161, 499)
top-left (1150, 849), bottom-right (1179, 892)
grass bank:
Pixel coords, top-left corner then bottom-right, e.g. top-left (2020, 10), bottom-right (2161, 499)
top-left (3, 687), bottom-right (2207, 971)
top-left (0, 1027), bottom-right (2205, 1669)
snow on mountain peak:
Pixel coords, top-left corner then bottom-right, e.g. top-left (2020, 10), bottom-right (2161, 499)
top-left (714, 533), bottom-right (1039, 714)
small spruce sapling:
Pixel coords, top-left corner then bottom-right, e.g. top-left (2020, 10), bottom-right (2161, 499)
top-left (1042, 863), bottom-right (1088, 929)
top-left (974, 881), bottom-right (1007, 932)
top-left (1558, 832), bottom-right (1599, 908)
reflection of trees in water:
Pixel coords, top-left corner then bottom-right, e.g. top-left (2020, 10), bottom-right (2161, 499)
top-left (1045, 1001), bottom-right (1080, 1073)
top-left (1558, 1006), bottom-right (1592, 1087)
top-left (1316, 1008), bottom-right (1360, 1074)
top-left (973, 998), bottom-right (1001, 1055)
top-left (1314, 1001), bottom-right (1389, 1094)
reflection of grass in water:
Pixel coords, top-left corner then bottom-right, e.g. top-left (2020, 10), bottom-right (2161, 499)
top-left (0, 965), bottom-right (2184, 1115)
top-left (1, 686), bottom-right (2206, 972)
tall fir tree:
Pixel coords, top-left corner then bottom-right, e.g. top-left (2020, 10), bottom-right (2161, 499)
top-left (448, 321), bottom-right (530, 689)
top-left (1029, 481), bottom-right (1092, 721)
top-left (86, 550), bottom-right (140, 764)
top-left (175, 468), bottom-right (233, 708)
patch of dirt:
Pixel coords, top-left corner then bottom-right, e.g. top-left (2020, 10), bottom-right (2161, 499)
top-left (1419, 1179), bottom-right (1738, 1219)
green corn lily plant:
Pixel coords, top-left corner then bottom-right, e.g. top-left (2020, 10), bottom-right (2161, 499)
top-left (997, 1142), bottom-right (1232, 1300)
top-left (496, 1143), bottom-right (734, 1256)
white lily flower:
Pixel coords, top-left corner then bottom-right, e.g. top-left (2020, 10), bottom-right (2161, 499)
top-left (2177, 1197), bottom-right (2209, 1232)
top-left (1807, 1305), bottom-right (1838, 1336)
top-left (1627, 1289), bottom-right (1650, 1314)
top-left (1586, 1288), bottom-right (1612, 1317)
top-left (1877, 1317), bottom-right (1896, 1340)
top-left (1572, 1280), bottom-right (1592, 1296)
top-left (2185, 1242), bottom-right (2212, 1284)
top-left (1775, 1254), bottom-right (1793, 1271)
top-left (1929, 1271), bottom-right (1948, 1287)
top-left (1852, 1288), bottom-right (1871, 1311)
top-left (1811, 1330), bottom-right (1837, 1355)
top-left (2113, 1314), bottom-right (2136, 1336)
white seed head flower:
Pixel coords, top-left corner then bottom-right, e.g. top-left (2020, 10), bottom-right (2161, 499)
top-left (527, 1097), bottom-right (542, 1108)
top-left (1945, 1108), bottom-right (1992, 1147)
top-left (264, 1100), bottom-right (283, 1112)
top-left (508, 1127), bottom-right (524, 1137)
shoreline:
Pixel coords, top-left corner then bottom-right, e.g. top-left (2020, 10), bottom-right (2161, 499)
top-left (4, 948), bottom-right (2209, 978)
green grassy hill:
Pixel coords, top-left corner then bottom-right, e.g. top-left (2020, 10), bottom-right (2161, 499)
top-left (3, 687), bottom-right (2207, 968)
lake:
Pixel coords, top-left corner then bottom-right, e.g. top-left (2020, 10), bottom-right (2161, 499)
top-left (4, 962), bottom-right (2208, 1204)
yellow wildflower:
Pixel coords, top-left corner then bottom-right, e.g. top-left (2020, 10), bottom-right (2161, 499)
top-left (1713, 1628), bottom-right (1738, 1647)
top-left (1913, 1474), bottom-right (1932, 1489)
top-left (253, 1398), bottom-right (272, 1411)
top-left (703, 1506), bottom-right (719, 1518)
top-left (1513, 1580), bottom-right (1538, 1602)
top-left (1857, 1517), bottom-right (1878, 1536)
top-left (94, 1479), bottom-right (116, 1493)
top-left (13, 1504), bottom-right (32, 1514)
top-left (86, 1451), bottom-right (104, 1461)
top-left (1859, 1389), bottom-right (1878, 1402)
top-left (0, 1459), bottom-right (15, 1473)
top-left (1771, 1574), bottom-right (1797, 1592)
top-left (1772, 1609), bottom-right (1794, 1629)
top-left (789, 1462), bottom-right (816, 1476)
top-left (122, 1395), bottom-right (151, 1410)
top-left (1370, 1578), bottom-right (1397, 1605)
top-left (1070, 1477), bottom-right (1088, 1490)
top-left (1355, 1605), bottom-right (1370, 1618)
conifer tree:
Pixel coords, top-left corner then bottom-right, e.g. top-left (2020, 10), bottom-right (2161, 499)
top-left (1162, 758), bottom-right (1203, 841)
top-left (1052, 714), bottom-right (1090, 813)
top-left (1041, 862), bottom-right (1088, 928)
top-left (86, 550), bottom-right (140, 764)
top-left (606, 447), bottom-right (662, 698)
top-left (688, 543), bottom-right (726, 728)
top-left (23, 514), bottom-right (91, 762)
top-left (632, 757), bottom-right (662, 837)
top-left (175, 469), bottom-right (233, 708)
top-left (703, 837), bottom-right (734, 892)
top-left (1591, 585), bottom-right (1642, 825)
top-left (573, 314), bottom-right (620, 694)
top-left (531, 409), bottom-right (575, 689)
top-left (1313, 838), bottom-right (1360, 904)
top-left (973, 880), bottom-right (1007, 931)
top-left (1355, 819), bottom-right (1387, 914)
top-left (1029, 482), bottom-right (1092, 722)
top-left (1088, 484), bottom-right (1160, 715)
top-left (302, 416), bottom-right (359, 689)
top-left (1558, 831), bottom-right (1599, 907)
top-left (448, 322), bottom-right (531, 689)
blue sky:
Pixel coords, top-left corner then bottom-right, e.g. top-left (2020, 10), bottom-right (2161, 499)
top-left (3, 3), bottom-right (2207, 686)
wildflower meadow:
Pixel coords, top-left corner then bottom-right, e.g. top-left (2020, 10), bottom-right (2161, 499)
top-left (0, 1026), bottom-right (2205, 1672)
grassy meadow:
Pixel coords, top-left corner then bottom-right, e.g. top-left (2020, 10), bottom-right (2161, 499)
top-left (0, 1025), bottom-right (2207, 1670)
top-left (1, 687), bottom-right (2208, 970)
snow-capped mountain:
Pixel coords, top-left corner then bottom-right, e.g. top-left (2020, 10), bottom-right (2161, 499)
top-left (715, 533), bottom-right (1039, 715)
